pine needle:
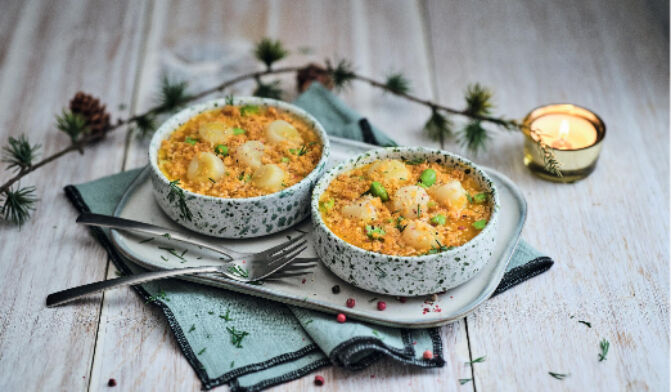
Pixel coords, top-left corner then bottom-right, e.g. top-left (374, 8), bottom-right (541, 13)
top-left (253, 79), bottom-right (283, 100)
top-left (464, 83), bottom-right (494, 117)
top-left (56, 110), bottom-right (88, 144)
top-left (254, 38), bottom-right (288, 70)
top-left (423, 109), bottom-right (453, 143)
top-left (134, 114), bottom-right (157, 139)
top-left (1, 186), bottom-right (38, 226)
top-left (2, 134), bottom-right (40, 172)
top-left (384, 73), bottom-right (411, 95)
top-left (326, 59), bottom-right (356, 91)
top-left (461, 120), bottom-right (490, 154)
top-left (158, 75), bottom-right (189, 112)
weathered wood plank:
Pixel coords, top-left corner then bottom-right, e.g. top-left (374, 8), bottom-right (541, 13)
top-left (425, 0), bottom-right (669, 390)
top-left (0, 0), bottom-right (147, 390)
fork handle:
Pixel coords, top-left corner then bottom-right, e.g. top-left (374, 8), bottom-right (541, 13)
top-left (46, 265), bottom-right (220, 307)
top-left (76, 213), bottom-right (238, 260)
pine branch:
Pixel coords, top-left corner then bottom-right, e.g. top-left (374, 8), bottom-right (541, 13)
top-left (384, 73), bottom-right (411, 95)
top-left (326, 59), bottom-right (356, 91)
top-left (423, 109), bottom-right (453, 145)
top-left (460, 120), bottom-right (490, 154)
top-left (2, 134), bottom-right (40, 172)
top-left (464, 83), bottom-right (493, 117)
top-left (157, 75), bottom-right (189, 112)
top-left (1, 185), bottom-right (37, 226)
top-left (254, 38), bottom-right (288, 70)
top-left (253, 79), bottom-right (283, 100)
top-left (56, 110), bottom-right (88, 145)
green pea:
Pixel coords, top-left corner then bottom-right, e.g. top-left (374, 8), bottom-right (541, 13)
top-left (215, 144), bottom-right (229, 156)
top-left (419, 169), bottom-right (437, 187)
top-left (472, 219), bottom-right (487, 230)
top-left (369, 181), bottom-right (389, 201)
top-left (320, 198), bottom-right (335, 211)
top-left (431, 214), bottom-right (446, 226)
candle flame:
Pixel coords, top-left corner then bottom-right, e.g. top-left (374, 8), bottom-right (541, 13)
top-left (558, 119), bottom-right (570, 139)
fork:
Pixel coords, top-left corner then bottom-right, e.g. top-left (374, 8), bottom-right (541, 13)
top-left (46, 234), bottom-right (315, 307)
top-left (77, 212), bottom-right (310, 262)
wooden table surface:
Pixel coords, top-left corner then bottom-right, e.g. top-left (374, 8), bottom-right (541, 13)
top-left (0, 1), bottom-right (668, 391)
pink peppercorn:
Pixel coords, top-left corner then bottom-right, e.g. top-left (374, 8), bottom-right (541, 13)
top-left (314, 375), bottom-right (325, 386)
top-left (346, 298), bottom-right (356, 308)
top-left (107, 378), bottom-right (117, 387)
top-left (422, 350), bottom-right (434, 360)
top-left (377, 301), bottom-right (386, 311)
top-left (336, 313), bottom-right (346, 323)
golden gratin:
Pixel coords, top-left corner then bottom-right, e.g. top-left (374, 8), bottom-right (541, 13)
top-left (157, 105), bottom-right (323, 198)
top-left (319, 159), bottom-right (492, 256)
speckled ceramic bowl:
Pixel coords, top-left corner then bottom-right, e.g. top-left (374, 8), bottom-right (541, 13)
top-left (149, 97), bottom-right (330, 238)
top-left (311, 147), bottom-right (499, 296)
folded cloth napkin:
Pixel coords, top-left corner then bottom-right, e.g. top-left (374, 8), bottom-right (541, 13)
top-left (64, 83), bottom-right (553, 392)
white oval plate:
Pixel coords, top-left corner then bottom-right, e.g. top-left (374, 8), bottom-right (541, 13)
top-left (110, 137), bottom-right (526, 328)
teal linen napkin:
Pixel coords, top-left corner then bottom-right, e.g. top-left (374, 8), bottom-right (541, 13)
top-left (64, 83), bottom-right (553, 391)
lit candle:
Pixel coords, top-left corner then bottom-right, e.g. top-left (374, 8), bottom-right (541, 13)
top-left (531, 114), bottom-right (598, 150)
top-left (522, 104), bottom-right (605, 183)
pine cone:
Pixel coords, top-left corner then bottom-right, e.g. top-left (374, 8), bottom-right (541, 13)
top-left (69, 92), bottom-right (111, 141)
top-left (296, 64), bottom-right (334, 93)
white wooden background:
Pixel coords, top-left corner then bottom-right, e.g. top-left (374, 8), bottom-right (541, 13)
top-left (0, 1), bottom-right (668, 391)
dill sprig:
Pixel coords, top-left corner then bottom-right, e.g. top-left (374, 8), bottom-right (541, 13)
top-left (465, 356), bottom-right (486, 365)
top-left (548, 372), bottom-right (569, 380)
top-left (598, 338), bottom-right (609, 361)
top-left (1, 186), bottom-right (38, 226)
top-left (167, 180), bottom-right (192, 221)
top-left (254, 38), bottom-right (288, 70)
top-left (384, 73), bottom-right (411, 95)
top-left (226, 326), bottom-right (250, 348)
top-left (2, 134), bottom-right (40, 172)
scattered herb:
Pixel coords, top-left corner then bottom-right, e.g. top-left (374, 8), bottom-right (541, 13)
top-left (417, 204), bottom-right (421, 217)
top-left (365, 225), bottom-right (385, 240)
top-left (598, 338), bottom-right (609, 361)
top-left (368, 297), bottom-right (379, 303)
top-left (207, 311), bottom-right (214, 315)
top-left (465, 193), bottom-right (474, 204)
top-left (197, 348), bottom-right (206, 355)
top-left (426, 240), bottom-right (454, 255)
top-left (459, 378), bottom-right (472, 385)
top-left (395, 216), bottom-right (407, 232)
top-left (139, 237), bottom-right (155, 244)
top-left (232, 127), bottom-right (246, 135)
top-left (219, 309), bottom-right (232, 321)
top-left (185, 136), bottom-right (198, 145)
top-left (289, 143), bottom-right (314, 156)
top-left (145, 289), bottom-right (169, 303)
top-left (230, 361), bottom-right (235, 368)
top-left (188, 324), bottom-right (196, 332)
top-left (319, 198), bottom-right (335, 211)
top-left (215, 144), bottom-right (229, 156)
top-left (465, 356), bottom-right (486, 364)
top-left (578, 320), bottom-right (592, 328)
top-left (227, 326), bottom-right (250, 348)
top-left (228, 265), bottom-right (249, 278)
top-left (305, 319), bottom-right (314, 325)
top-left (167, 180), bottom-right (192, 221)
top-left (158, 246), bottom-right (186, 261)
top-left (549, 372), bottom-right (569, 380)
top-left (472, 219), bottom-right (487, 230)
top-left (240, 105), bottom-right (259, 116)
top-left (372, 330), bottom-right (384, 340)
top-left (281, 157), bottom-right (289, 163)
top-left (405, 158), bottom-right (426, 165)
top-left (225, 95), bottom-right (235, 106)
top-left (208, 177), bottom-right (216, 184)
top-left (162, 233), bottom-right (171, 239)
top-left (160, 255), bottom-right (168, 261)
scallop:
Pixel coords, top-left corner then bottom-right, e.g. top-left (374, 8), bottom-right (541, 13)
top-left (391, 185), bottom-right (430, 219)
top-left (236, 140), bottom-right (265, 169)
top-left (366, 159), bottom-right (410, 187)
top-left (198, 121), bottom-right (234, 145)
top-left (402, 220), bottom-right (440, 251)
top-left (266, 120), bottom-right (303, 144)
top-left (342, 196), bottom-right (378, 221)
top-left (428, 180), bottom-right (468, 214)
top-left (186, 152), bottom-right (226, 182)
top-left (251, 164), bottom-right (286, 192)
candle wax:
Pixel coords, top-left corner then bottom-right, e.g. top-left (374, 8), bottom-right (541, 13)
top-left (531, 114), bottom-right (598, 150)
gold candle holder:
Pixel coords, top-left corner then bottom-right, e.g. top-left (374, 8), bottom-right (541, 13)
top-left (522, 103), bottom-right (606, 183)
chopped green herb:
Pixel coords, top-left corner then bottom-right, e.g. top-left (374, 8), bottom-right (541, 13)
top-left (578, 320), bottom-right (592, 328)
top-left (405, 158), bottom-right (426, 165)
top-left (167, 180), bottom-right (192, 221)
top-left (365, 225), bottom-right (385, 240)
top-left (465, 193), bottom-right (474, 204)
top-left (417, 204), bottom-right (422, 217)
top-left (395, 216), bottom-right (407, 232)
top-left (549, 372), bottom-right (569, 380)
top-left (240, 105), bottom-right (259, 116)
top-left (281, 157), bottom-right (289, 163)
top-left (185, 136), bottom-right (198, 145)
top-left (188, 324), bottom-right (196, 332)
top-left (473, 192), bottom-right (487, 203)
top-left (197, 347), bottom-right (206, 355)
top-left (145, 289), bottom-right (169, 303)
top-left (465, 356), bottom-right (486, 364)
top-left (139, 237), bottom-right (155, 244)
top-left (160, 255), bottom-right (168, 261)
top-left (233, 127), bottom-right (246, 135)
top-left (304, 319), bottom-right (314, 325)
top-left (162, 233), bottom-right (171, 239)
top-left (368, 297), bottom-right (379, 303)
top-left (472, 219), bottom-right (487, 230)
top-left (598, 338), bottom-right (609, 361)
top-left (369, 181), bottom-right (389, 201)
top-left (230, 361), bottom-right (235, 368)
top-left (158, 246), bottom-right (186, 261)
top-left (208, 177), bottom-right (216, 184)
top-left (226, 326), bottom-right (250, 348)
top-left (459, 378), bottom-right (472, 385)
top-left (228, 265), bottom-right (249, 278)
top-left (208, 311), bottom-right (214, 315)
top-left (319, 198), bottom-right (335, 211)
top-left (431, 214), bottom-right (446, 226)
top-left (225, 95), bottom-right (235, 106)
top-left (215, 144), bottom-right (229, 156)
top-left (372, 330), bottom-right (384, 340)
top-left (219, 309), bottom-right (232, 321)
top-left (426, 240), bottom-right (455, 255)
